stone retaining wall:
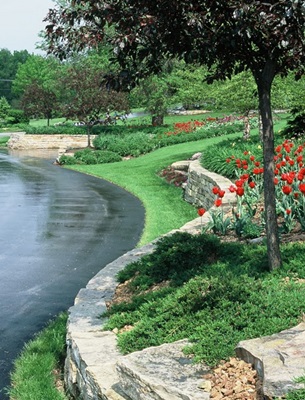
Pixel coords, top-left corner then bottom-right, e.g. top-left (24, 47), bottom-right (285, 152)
top-left (64, 243), bottom-right (157, 400)
top-left (7, 132), bottom-right (97, 151)
top-left (184, 160), bottom-right (236, 211)
top-left (64, 218), bottom-right (211, 400)
top-left (63, 160), bottom-right (237, 400)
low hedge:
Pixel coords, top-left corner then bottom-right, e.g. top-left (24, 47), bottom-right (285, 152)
top-left (59, 149), bottom-right (122, 165)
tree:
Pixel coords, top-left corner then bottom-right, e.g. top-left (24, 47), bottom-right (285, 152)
top-left (20, 83), bottom-right (58, 126)
top-left (0, 96), bottom-right (11, 125)
top-left (131, 74), bottom-right (174, 125)
top-left (167, 64), bottom-right (215, 110)
top-left (59, 62), bottom-right (129, 146)
top-left (13, 55), bottom-right (60, 97)
top-left (0, 49), bottom-right (30, 104)
top-left (208, 71), bottom-right (258, 140)
top-left (44, 1), bottom-right (305, 270)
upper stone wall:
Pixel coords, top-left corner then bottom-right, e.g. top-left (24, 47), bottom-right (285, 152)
top-left (7, 133), bottom-right (97, 151)
top-left (184, 160), bottom-right (236, 211)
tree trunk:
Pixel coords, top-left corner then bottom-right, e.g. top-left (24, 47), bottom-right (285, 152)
top-left (152, 115), bottom-right (164, 126)
top-left (87, 125), bottom-right (91, 147)
top-left (255, 61), bottom-right (282, 270)
top-left (243, 110), bottom-right (250, 140)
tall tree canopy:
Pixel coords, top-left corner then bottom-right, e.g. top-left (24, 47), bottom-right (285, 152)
top-left (44, 1), bottom-right (305, 270)
top-left (0, 49), bottom-right (30, 104)
top-left (13, 55), bottom-right (60, 96)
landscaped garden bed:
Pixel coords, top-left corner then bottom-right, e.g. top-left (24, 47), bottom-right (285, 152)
top-left (58, 115), bottom-right (248, 165)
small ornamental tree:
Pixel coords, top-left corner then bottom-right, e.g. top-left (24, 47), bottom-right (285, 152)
top-left (59, 63), bottom-right (129, 146)
top-left (44, 1), bottom-right (305, 270)
top-left (21, 83), bottom-right (58, 126)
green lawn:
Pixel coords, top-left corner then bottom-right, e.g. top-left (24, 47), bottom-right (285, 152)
top-left (9, 313), bottom-right (68, 400)
top-left (68, 132), bottom-right (241, 245)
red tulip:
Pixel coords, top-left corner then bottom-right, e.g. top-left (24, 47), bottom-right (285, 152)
top-left (215, 198), bottom-right (222, 207)
top-left (236, 187), bottom-right (245, 196)
top-left (197, 208), bottom-right (206, 217)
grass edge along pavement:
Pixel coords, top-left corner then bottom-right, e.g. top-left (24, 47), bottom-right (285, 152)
top-left (8, 313), bottom-right (68, 400)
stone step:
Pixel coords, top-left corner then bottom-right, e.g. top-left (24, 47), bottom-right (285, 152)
top-left (236, 322), bottom-right (305, 399)
top-left (115, 339), bottom-right (211, 400)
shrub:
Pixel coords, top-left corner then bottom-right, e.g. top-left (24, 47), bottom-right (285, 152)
top-left (0, 136), bottom-right (9, 146)
top-left (25, 125), bottom-right (87, 135)
top-left (281, 108), bottom-right (305, 139)
top-left (58, 155), bottom-right (81, 165)
top-left (94, 132), bottom-right (157, 156)
top-left (59, 149), bottom-right (121, 165)
top-left (6, 109), bottom-right (30, 125)
top-left (75, 149), bottom-right (121, 164)
top-left (104, 232), bottom-right (305, 366)
top-left (93, 119), bottom-right (245, 158)
top-left (116, 232), bottom-right (222, 289)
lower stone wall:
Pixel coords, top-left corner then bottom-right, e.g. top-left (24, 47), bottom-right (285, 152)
top-left (64, 243), bottom-right (157, 400)
top-left (63, 159), bottom-right (238, 400)
top-left (184, 160), bottom-right (236, 211)
top-left (7, 132), bottom-right (97, 151)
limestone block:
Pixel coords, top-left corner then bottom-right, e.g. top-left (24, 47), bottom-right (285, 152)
top-left (7, 133), bottom-right (97, 151)
top-left (184, 160), bottom-right (236, 210)
top-left (171, 161), bottom-right (191, 171)
top-left (235, 322), bottom-right (305, 398)
top-left (116, 340), bottom-right (210, 400)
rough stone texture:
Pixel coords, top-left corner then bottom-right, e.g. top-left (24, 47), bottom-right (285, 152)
top-left (171, 160), bottom-right (191, 171)
top-left (7, 132), bottom-right (97, 152)
top-left (184, 160), bottom-right (236, 211)
top-left (65, 243), bottom-right (156, 400)
top-left (116, 340), bottom-right (210, 400)
top-left (64, 216), bottom-right (211, 400)
top-left (235, 323), bottom-right (305, 398)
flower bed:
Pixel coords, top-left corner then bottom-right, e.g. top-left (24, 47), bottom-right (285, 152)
top-left (199, 138), bottom-right (305, 240)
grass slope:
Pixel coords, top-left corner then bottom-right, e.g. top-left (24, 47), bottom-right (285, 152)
top-left (68, 132), bottom-right (240, 245)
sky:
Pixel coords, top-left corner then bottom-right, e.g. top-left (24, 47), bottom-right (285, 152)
top-left (0, 0), bottom-right (55, 54)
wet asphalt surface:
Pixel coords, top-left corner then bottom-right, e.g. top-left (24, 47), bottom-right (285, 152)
top-left (0, 149), bottom-right (144, 398)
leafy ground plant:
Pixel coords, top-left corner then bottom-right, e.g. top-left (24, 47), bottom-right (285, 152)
top-left (104, 232), bottom-right (305, 370)
top-left (60, 115), bottom-right (245, 164)
top-left (60, 149), bottom-right (122, 165)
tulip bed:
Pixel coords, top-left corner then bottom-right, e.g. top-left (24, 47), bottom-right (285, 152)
top-left (201, 137), bottom-right (305, 240)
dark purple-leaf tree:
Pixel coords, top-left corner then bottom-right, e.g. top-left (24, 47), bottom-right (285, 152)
top-left (21, 82), bottom-right (58, 126)
top-left (44, 0), bottom-right (305, 270)
top-left (59, 63), bottom-right (130, 146)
